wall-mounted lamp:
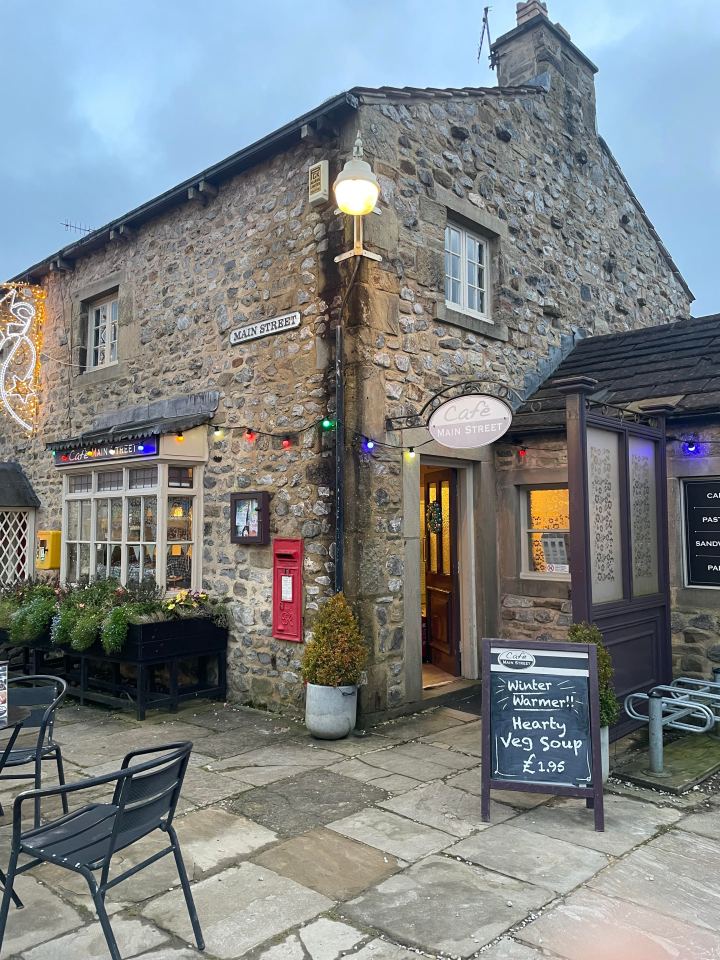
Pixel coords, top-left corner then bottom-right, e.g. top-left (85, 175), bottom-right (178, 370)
top-left (334, 133), bottom-right (382, 265)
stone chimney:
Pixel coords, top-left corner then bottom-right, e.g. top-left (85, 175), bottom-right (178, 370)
top-left (491, 2), bottom-right (598, 133)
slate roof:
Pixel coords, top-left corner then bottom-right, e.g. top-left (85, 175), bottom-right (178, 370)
top-left (0, 462), bottom-right (41, 508)
top-left (513, 315), bottom-right (720, 433)
top-left (11, 84), bottom-right (689, 299)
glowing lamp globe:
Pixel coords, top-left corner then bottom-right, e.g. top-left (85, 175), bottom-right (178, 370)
top-left (334, 134), bottom-right (380, 216)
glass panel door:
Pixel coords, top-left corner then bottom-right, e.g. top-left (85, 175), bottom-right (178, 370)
top-left (586, 427), bottom-right (624, 604)
top-left (628, 435), bottom-right (659, 596)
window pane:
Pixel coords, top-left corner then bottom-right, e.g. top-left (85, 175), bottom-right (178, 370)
top-left (126, 544), bottom-right (141, 583)
top-left (143, 544), bottom-right (157, 581)
top-left (110, 498), bottom-right (123, 540)
top-left (66, 543), bottom-right (77, 580)
top-left (96, 500), bottom-right (109, 541)
top-left (168, 466), bottom-right (193, 488)
top-left (79, 500), bottom-right (92, 541)
top-left (587, 428), bottom-right (624, 603)
top-left (468, 286), bottom-right (477, 312)
top-left (67, 500), bottom-right (79, 539)
top-left (95, 543), bottom-right (108, 579)
top-left (109, 544), bottom-right (122, 580)
top-left (629, 436), bottom-right (659, 596)
top-left (166, 545), bottom-right (192, 590)
top-left (529, 532), bottom-right (571, 573)
top-left (528, 489), bottom-right (570, 531)
top-left (476, 290), bottom-right (486, 314)
top-left (129, 466), bottom-right (157, 489)
top-left (428, 483), bottom-right (438, 574)
top-left (143, 497), bottom-right (157, 541)
top-left (167, 497), bottom-right (193, 542)
top-left (451, 279), bottom-right (461, 305)
top-left (445, 226), bottom-right (461, 256)
top-left (128, 497), bottom-right (141, 541)
top-left (98, 470), bottom-right (123, 491)
top-left (69, 474), bottom-right (92, 494)
top-left (79, 543), bottom-right (90, 579)
top-left (441, 480), bottom-right (451, 576)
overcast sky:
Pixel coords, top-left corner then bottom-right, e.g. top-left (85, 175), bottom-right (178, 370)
top-left (2, 0), bottom-right (717, 315)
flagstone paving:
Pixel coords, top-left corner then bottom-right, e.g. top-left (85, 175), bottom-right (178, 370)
top-left (0, 698), bottom-right (717, 959)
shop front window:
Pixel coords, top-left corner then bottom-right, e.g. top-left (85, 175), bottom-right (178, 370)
top-left (62, 463), bottom-right (199, 591)
top-left (522, 487), bottom-right (571, 578)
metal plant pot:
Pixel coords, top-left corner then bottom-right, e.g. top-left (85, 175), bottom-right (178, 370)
top-left (305, 682), bottom-right (357, 739)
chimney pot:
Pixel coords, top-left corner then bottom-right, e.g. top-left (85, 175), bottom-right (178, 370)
top-left (516, 0), bottom-right (548, 26)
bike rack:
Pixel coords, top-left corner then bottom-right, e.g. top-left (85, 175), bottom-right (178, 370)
top-left (624, 674), bottom-right (718, 776)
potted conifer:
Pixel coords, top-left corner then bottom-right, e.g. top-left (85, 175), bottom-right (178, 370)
top-left (568, 621), bottom-right (620, 782)
top-left (301, 592), bottom-right (368, 740)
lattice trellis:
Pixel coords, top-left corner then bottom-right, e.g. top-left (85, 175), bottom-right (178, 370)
top-left (0, 509), bottom-right (31, 583)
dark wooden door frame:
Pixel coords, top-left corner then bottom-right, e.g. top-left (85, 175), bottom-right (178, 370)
top-left (561, 379), bottom-right (671, 737)
top-left (422, 467), bottom-right (461, 677)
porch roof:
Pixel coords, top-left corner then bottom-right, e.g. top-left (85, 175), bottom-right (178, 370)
top-left (513, 314), bottom-right (720, 433)
top-left (0, 462), bottom-right (41, 508)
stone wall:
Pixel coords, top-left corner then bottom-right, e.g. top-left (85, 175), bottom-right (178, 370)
top-left (1, 136), bottom-right (345, 712)
top-left (344, 78), bottom-right (690, 710)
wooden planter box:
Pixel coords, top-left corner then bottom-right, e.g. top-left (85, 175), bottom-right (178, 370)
top-left (0, 618), bottom-right (228, 720)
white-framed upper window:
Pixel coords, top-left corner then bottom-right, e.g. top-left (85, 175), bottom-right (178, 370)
top-left (62, 462), bottom-right (201, 592)
top-left (521, 486), bottom-right (571, 579)
top-left (444, 223), bottom-right (490, 321)
top-left (86, 295), bottom-right (118, 370)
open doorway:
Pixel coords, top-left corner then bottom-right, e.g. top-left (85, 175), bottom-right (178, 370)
top-left (420, 465), bottom-right (461, 690)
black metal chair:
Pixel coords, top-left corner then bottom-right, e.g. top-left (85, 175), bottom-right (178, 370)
top-left (0, 675), bottom-right (68, 828)
top-left (0, 741), bottom-right (204, 960)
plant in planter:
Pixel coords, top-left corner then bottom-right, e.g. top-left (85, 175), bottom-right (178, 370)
top-left (301, 592), bottom-right (368, 740)
top-left (567, 621), bottom-right (619, 781)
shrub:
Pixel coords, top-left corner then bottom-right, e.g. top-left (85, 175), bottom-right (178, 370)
top-left (301, 593), bottom-right (367, 687)
top-left (9, 595), bottom-right (56, 644)
top-left (101, 605), bottom-right (133, 655)
top-left (567, 621), bottom-right (620, 727)
top-left (70, 610), bottom-right (103, 652)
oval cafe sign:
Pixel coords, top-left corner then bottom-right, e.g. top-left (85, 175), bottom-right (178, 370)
top-left (428, 394), bottom-right (512, 449)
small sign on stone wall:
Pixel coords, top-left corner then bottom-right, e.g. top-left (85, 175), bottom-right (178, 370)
top-left (428, 394), bottom-right (512, 449)
top-left (684, 478), bottom-right (720, 587)
top-left (229, 311), bottom-right (301, 347)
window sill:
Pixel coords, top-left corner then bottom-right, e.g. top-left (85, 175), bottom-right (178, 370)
top-left (436, 303), bottom-right (509, 342)
top-left (78, 361), bottom-right (126, 384)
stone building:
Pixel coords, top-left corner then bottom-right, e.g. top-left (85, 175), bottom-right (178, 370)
top-left (2, 2), bottom-right (708, 722)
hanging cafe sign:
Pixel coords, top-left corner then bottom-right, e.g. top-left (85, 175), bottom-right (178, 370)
top-left (428, 394), bottom-right (513, 449)
top-left (0, 283), bottom-right (46, 433)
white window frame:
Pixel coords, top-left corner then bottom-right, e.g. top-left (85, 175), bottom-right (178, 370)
top-left (61, 461), bottom-right (202, 593)
top-left (520, 486), bottom-right (571, 581)
top-left (444, 223), bottom-right (491, 323)
top-left (86, 295), bottom-right (119, 371)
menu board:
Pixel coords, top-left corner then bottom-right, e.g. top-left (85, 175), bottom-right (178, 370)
top-left (684, 479), bottom-right (720, 587)
top-left (481, 639), bottom-right (604, 831)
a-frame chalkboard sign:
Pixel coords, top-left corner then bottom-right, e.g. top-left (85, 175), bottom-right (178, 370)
top-left (481, 638), bottom-right (605, 832)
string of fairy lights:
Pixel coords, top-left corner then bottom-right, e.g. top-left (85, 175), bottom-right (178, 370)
top-left (0, 282), bottom-right (46, 434)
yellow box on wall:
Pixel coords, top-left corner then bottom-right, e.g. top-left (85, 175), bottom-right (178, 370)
top-left (36, 531), bottom-right (61, 569)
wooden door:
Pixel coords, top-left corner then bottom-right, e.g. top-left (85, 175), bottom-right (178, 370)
top-left (565, 390), bottom-right (670, 738)
top-left (422, 468), bottom-right (461, 676)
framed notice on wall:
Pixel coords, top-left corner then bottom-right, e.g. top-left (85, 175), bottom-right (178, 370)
top-left (481, 638), bottom-right (605, 832)
top-left (683, 479), bottom-right (720, 588)
top-left (230, 492), bottom-right (270, 545)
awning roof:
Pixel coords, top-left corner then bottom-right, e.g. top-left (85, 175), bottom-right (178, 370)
top-left (0, 463), bottom-right (41, 508)
top-left (45, 391), bottom-right (219, 452)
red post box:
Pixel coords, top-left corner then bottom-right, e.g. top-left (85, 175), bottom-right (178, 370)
top-left (272, 538), bottom-right (304, 643)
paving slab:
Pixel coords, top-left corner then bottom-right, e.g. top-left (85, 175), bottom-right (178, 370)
top-left (344, 854), bottom-right (553, 956)
top-left (480, 939), bottom-right (554, 960)
top-left (0, 875), bottom-right (83, 955)
top-left (512, 794), bottom-right (682, 856)
top-left (419, 719), bottom-right (483, 756)
top-left (210, 742), bottom-right (342, 781)
top-left (328, 759), bottom-right (422, 794)
top-left (605, 776), bottom-right (710, 809)
top-left (178, 765), bottom-right (253, 806)
top-left (348, 940), bottom-right (420, 960)
top-left (445, 768), bottom-right (552, 808)
top-left (519, 887), bottom-right (720, 960)
top-left (589, 828), bottom-right (720, 931)
top-left (230, 769), bottom-right (387, 838)
top-left (298, 918), bottom-right (367, 960)
top-left (676, 804), bottom-right (720, 840)
top-left (253, 826), bottom-right (402, 899)
top-left (449, 823), bottom-right (608, 893)
top-left (373, 709), bottom-right (467, 741)
top-left (143, 863), bottom-right (332, 959)
top-left (380, 781), bottom-right (515, 837)
top-left (134, 948), bottom-right (208, 958)
top-left (22, 918), bottom-right (168, 960)
top-left (358, 741), bottom-right (477, 781)
top-left (176, 808), bottom-right (277, 874)
top-left (307, 733), bottom-right (396, 756)
top-left (328, 807), bottom-right (454, 861)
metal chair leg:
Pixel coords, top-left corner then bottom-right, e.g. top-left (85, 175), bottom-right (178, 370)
top-left (167, 825), bottom-right (205, 950)
top-left (55, 749), bottom-right (69, 815)
top-left (86, 877), bottom-right (121, 960)
top-left (0, 864), bottom-right (24, 910)
top-left (0, 849), bottom-right (22, 953)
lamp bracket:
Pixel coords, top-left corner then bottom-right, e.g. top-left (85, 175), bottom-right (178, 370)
top-left (333, 214), bottom-right (383, 264)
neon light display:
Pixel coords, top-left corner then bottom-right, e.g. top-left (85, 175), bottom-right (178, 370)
top-left (53, 436), bottom-right (159, 466)
top-left (0, 283), bottom-right (46, 433)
